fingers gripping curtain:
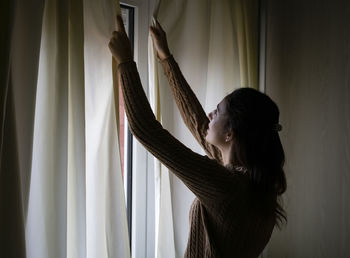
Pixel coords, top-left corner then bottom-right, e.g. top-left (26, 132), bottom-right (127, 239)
top-left (2, 0), bottom-right (131, 257)
top-left (148, 1), bottom-right (176, 258)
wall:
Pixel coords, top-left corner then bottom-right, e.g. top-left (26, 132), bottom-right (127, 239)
top-left (265, 1), bottom-right (350, 257)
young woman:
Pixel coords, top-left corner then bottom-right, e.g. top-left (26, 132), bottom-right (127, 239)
top-left (109, 16), bottom-right (286, 258)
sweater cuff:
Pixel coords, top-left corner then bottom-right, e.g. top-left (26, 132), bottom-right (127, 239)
top-left (117, 59), bottom-right (135, 70)
top-left (118, 60), bottom-right (136, 71)
top-left (160, 54), bottom-right (175, 64)
top-left (160, 54), bottom-right (176, 73)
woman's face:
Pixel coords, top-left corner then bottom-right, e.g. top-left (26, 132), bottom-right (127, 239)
top-left (206, 97), bottom-right (231, 148)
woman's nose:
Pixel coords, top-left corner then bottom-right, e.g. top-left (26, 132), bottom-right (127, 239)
top-left (208, 112), bottom-right (213, 120)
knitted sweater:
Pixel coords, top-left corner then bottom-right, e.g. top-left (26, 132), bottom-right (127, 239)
top-left (118, 55), bottom-right (275, 258)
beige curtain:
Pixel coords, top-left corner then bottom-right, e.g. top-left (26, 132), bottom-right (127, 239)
top-left (1, 0), bottom-right (130, 257)
top-left (152, 0), bottom-right (259, 255)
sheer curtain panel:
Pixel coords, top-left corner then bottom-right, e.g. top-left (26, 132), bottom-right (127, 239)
top-left (1, 0), bottom-right (130, 257)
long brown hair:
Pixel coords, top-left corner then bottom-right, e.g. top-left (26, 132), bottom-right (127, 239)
top-left (225, 87), bottom-right (287, 228)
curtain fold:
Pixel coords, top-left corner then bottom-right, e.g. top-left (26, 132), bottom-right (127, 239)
top-left (0, 0), bottom-right (19, 255)
top-left (0, 75), bottom-right (26, 258)
top-left (233, 0), bottom-right (259, 88)
top-left (27, 0), bottom-right (70, 255)
top-left (67, 0), bottom-right (86, 256)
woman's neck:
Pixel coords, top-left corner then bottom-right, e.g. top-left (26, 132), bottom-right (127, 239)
top-left (220, 144), bottom-right (234, 166)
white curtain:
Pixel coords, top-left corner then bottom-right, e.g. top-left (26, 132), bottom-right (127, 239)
top-left (149, 0), bottom-right (258, 256)
top-left (2, 0), bottom-right (130, 257)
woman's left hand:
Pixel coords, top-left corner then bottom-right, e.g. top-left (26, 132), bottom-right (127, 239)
top-left (109, 15), bottom-right (133, 65)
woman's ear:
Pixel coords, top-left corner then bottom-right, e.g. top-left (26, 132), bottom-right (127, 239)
top-left (225, 130), bottom-right (234, 143)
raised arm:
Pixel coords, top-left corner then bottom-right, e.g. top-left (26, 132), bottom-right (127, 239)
top-left (150, 20), bottom-right (222, 163)
top-left (109, 16), bottom-right (238, 204)
top-left (160, 55), bottom-right (223, 163)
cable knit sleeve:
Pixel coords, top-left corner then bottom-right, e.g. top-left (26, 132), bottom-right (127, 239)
top-left (118, 61), bottom-right (238, 204)
top-left (160, 55), bottom-right (223, 164)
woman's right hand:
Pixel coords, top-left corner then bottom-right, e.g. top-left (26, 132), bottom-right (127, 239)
top-left (149, 18), bottom-right (171, 60)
